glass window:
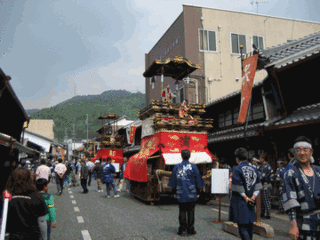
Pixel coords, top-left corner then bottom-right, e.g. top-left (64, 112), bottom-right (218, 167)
top-left (253, 35), bottom-right (264, 49)
top-left (199, 29), bottom-right (217, 52)
top-left (225, 110), bottom-right (232, 126)
top-left (231, 33), bottom-right (246, 54)
top-left (219, 113), bottom-right (225, 128)
top-left (208, 31), bottom-right (217, 51)
top-left (252, 103), bottom-right (264, 120)
top-left (233, 108), bottom-right (239, 124)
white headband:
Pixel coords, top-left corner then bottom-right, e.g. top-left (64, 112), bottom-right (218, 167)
top-left (293, 141), bottom-right (312, 149)
top-left (252, 157), bottom-right (260, 162)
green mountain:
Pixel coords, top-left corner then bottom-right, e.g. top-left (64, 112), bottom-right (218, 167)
top-left (30, 90), bottom-right (145, 141)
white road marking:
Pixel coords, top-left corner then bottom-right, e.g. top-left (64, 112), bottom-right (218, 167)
top-left (77, 216), bottom-right (84, 223)
top-left (72, 200), bottom-right (77, 204)
top-left (68, 188), bottom-right (71, 190)
top-left (70, 195), bottom-right (74, 199)
top-left (81, 230), bottom-right (92, 240)
top-left (69, 191), bottom-right (72, 194)
top-left (211, 208), bottom-right (229, 215)
top-left (211, 208), bottom-right (289, 220)
top-left (74, 207), bottom-right (80, 212)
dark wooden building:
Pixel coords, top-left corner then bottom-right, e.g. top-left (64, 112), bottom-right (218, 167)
top-left (204, 31), bottom-right (320, 169)
top-left (0, 68), bottom-right (36, 192)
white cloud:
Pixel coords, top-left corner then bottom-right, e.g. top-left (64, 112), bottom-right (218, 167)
top-left (22, 89), bottom-right (57, 109)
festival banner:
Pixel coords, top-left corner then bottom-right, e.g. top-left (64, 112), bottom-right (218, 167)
top-left (94, 148), bottom-right (123, 164)
top-left (237, 54), bottom-right (259, 124)
top-left (129, 126), bottom-right (136, 144)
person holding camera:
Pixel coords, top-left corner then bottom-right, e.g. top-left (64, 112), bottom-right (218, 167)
top-left (229, 148), bottom-right (262, 240)
top-left (282, 136), bottom-right (320, 240)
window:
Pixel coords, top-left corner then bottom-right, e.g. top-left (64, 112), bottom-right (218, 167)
top-left (199, 29), bottom-right (217, 52)
top-left (225, 110), bottom-right (232, 127)
top-left (252, 103), bottom-right (264, 120)
top-left (233, 108), bottom-right (239, 124)
top-left (231, 33), bottom-right (246, 54)
top-left (174, 88), bottom-right (184, 104)
top-left (219, 113), bottom-right (225, 128)
top-left (252, 35), bottom-right (264, 49)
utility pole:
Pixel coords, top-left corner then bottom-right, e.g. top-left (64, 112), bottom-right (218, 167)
top-left (86, 114), bottom-right (89, 141)
top-left (72, 123), bottom-right (76, 158)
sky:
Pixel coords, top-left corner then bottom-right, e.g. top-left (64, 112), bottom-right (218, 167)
top-left (1, 0), bottom-right (320, 110)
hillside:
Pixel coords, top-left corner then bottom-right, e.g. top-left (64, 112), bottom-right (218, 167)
top-left (30, 90), bottom-right (145, 141)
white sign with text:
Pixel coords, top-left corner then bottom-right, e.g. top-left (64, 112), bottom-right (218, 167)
top-left (211, 169), bottom-right (229, 194)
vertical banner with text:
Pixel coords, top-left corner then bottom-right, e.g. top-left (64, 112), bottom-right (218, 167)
top-left (129, 126), bottom-right (137, 144)
top-left (237, 55), bottom-right (259, 124)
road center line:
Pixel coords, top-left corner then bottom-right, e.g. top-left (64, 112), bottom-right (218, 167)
top-left (81, 230), bottom-right (92, 240)
top-left (77, 216), bottom-right (84, 223)
top-left (70, 195), bottom-right (74, 199)
top-left (72, 200), bottom-right (77, 204)
top-left (74, 207), bottom-right (80, 212)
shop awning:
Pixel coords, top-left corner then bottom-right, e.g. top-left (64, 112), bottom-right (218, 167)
top-left (162, 152), bottom-right (212, 165)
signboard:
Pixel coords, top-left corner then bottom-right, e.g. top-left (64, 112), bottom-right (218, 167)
top-left (211, 169), bottom-right (229, 194)
top-left (112, 163), bottom-right (120, 172)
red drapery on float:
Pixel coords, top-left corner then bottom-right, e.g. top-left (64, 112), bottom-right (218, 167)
top-left (238, 54), bottom-right (259, 124)
top-left (91, 148), bottom-right (123, 165)
top-left (124, 132), bottom-right (212, 182)
top-left (129, 126), bottom-right (136, 144)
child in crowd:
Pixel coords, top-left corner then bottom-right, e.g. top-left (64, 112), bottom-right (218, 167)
top-left (36, 178), bottom-right (57, 240)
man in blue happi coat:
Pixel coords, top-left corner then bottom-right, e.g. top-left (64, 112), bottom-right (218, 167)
top-left (168, 149), bottom-right (205, 236)
top-left (229, 148), bottom-right (262, 240)
top-left (282, 136), bottom-right (320, 240)
top-left (102, 157), bottom-right (119, 198)
top-left (259, 153), bottom-right (274, 219)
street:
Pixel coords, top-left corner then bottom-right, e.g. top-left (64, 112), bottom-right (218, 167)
top-left (49, 179), bottom-right (292, 240)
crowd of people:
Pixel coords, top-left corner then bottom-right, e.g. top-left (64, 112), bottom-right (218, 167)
top-left (0, 155), bottom-right (128, 240)
top-left (1, 135), bottom-right (320, 239)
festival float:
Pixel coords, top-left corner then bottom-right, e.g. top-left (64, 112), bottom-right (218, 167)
top-left (93, 113), bottom-right (125, 172)
top-left (123, 56), bottom-right (216, 204)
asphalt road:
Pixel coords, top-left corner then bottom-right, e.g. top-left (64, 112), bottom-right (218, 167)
top-left (49, 179), bottom-right (292, 240)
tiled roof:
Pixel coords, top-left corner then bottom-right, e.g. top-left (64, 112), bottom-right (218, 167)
top-left (259, 31), bottom-right (320, 69)
top-left (208, 117), bottom-right (281, 144)
top-left (206, 80), bottom-right (264, 108)
top-left (273, 103), bottom-right (320, 127)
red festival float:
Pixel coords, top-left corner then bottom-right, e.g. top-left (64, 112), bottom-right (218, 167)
top-left (93, 113), bottom-right (125, 171)
top-left (124, 56), bottom-right (216, 204)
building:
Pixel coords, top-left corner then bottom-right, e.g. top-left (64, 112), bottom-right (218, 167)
top-left (0, 68), bottom-right (37, 192)
top-left (203, 30), bottom-right (320, 207)
top-left (145, 4), bottom-right (320, 105)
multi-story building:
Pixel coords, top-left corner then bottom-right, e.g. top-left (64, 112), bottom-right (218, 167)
top-left (145, 4), bottom-right (320, 105)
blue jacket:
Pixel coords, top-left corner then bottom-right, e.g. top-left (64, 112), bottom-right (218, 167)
top-left (102, 163), bottom-right (115, 183)
top-left (229, 161), bottom-right (262, 224)
top-left (282, 163), bottom-right (320, 232)
top-left (168, 160), bottom-right (205, 203)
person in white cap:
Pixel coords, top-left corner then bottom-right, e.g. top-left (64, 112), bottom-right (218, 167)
top-left (93, 160), bottom-right (104, 192)
top-left (282, 136), bottom-right (320, 240)
top-left (251, 156), bottom-right (260, 168)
